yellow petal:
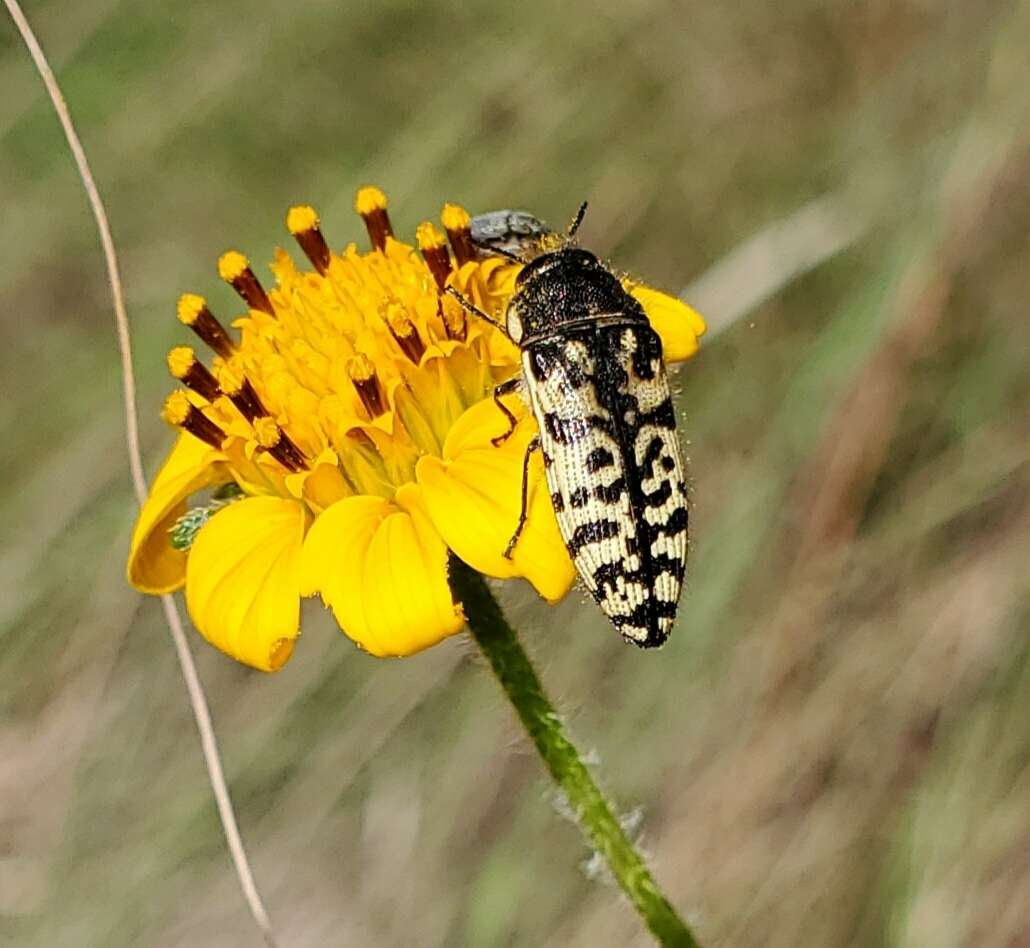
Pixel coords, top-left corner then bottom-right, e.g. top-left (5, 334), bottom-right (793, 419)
top-left (127, 432), bottom-right (230, 594)
top-left (629, 283), bottom-right (706, 363)
top-left (416, 397), bottom-right (576, 603)
top-left (283, 447), bottom-right (352, 512)
top-left (438, 382), bottom-right (527, 460)
top-left (300, 491), bottom-right (463, 657)
top-left (185, 496), bottom-right (307, 672)
top-left (299, 495), bottom-right (385, 602)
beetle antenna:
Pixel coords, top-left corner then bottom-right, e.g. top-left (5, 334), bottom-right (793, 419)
top-left (444, 285), bottom-right (503, 328)
top-left (567, 201), bottom-right (588, 240)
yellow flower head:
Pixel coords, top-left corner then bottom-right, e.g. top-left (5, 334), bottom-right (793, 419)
top-left (127, 188), bottom-right (705, 671)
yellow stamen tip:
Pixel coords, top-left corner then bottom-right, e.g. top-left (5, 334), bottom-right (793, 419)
top-left (354, 186), bottom-right (388, 216)
top-left (167, 346), bottom-right (196, 379)
top-left (347, 353), bottom-right (376, 382)
top-left (177, 293), bottom-right (206, 326)
top-left (253, 416), bottom-right (282, 449)
top-left (218, 250), bottom-right (250, 283)
top-left (213, 355), bottom-right (245, 395)
top-left (161, 390), bottom-right (192, 426)
top-left (442, 304), bottom-right (466, 335)
top-left (385, 302), bottom-right (414, 337)
top-left (416, 221), bottom-right (447, 251)
top-left (286, 204), bottom-right (320, 235)
top-left (441, 203), bottom-right (471, 232)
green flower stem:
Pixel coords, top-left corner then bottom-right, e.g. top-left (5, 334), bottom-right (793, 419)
top-left (450, 561), bottom-right (701, 948)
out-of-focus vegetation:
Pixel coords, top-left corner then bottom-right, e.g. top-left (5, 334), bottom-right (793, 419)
top-left (2, 1), bottom-right (1029, 945)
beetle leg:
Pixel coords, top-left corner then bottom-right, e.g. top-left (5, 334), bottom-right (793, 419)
top-left (504, 435), bottom-right (541, 559)
top-left (491, 377), bottom-right (521, 446)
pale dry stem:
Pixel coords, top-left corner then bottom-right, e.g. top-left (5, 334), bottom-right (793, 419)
top-left (2, 1), bottom-right (279, 944)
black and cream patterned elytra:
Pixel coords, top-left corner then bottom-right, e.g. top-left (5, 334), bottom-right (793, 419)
top-left (501, 246), bottom-right (689, 647)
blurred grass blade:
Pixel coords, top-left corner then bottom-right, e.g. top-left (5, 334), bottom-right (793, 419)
top-left (682, 192), bottom-right (871, 339)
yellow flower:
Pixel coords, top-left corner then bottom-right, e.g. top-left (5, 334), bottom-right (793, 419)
top-left (127, 187), bottom-right (705, 671)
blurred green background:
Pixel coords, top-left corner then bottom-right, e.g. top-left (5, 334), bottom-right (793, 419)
top-left (2, 1), bottom-right (1029, 945)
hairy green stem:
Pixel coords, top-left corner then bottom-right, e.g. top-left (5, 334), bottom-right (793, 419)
top-left (450, 561), bottom-right (701, 948)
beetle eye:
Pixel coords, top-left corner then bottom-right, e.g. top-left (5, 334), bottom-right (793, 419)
top-left (507, 307), bottom-right (524, 343)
